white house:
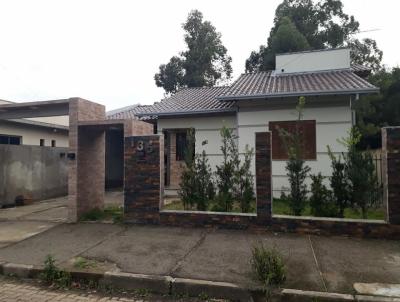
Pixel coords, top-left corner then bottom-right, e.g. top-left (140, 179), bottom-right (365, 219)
top-left (113, 48), bottom-right (379, 196)
top-left (0, 100), bottom-right (69, 147)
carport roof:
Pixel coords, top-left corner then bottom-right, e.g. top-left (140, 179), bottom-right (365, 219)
top-left (0, 99), bottom-right (70, 119)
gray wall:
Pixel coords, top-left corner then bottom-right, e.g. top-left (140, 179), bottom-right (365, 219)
top-left (0, 145), bottom-right (68, 206)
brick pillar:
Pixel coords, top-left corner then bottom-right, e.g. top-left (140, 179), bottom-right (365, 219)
top-left (68, 98), bottom-right (106, 222)
top-left (382, 127), bottom-right (400, 224)
top-left (255, 132), bottom-right (272, 224)
top-left (168, 131), bottom-right (185, 188)
top-left (124, 135), bottom-right (164, 224)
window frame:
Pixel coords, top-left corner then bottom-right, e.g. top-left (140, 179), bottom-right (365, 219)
top-left (269, 120), bottom-right (317, 161)
top-left (0, 134), bottom-right (22, 145)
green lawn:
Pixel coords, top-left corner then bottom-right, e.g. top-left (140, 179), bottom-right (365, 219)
top-left (164, 198), bottom-right (385, 220)
top-left (163, 199), bottom-right (256, 213)
top-left (272, 198), bottom-right (386, 220)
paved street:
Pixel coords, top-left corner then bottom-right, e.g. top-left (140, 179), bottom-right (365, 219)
top-left (0, 195), bottom-right (399, 295)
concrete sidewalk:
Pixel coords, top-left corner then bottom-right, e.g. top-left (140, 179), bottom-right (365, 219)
top-left (0, 222), bottom-right (399, 295)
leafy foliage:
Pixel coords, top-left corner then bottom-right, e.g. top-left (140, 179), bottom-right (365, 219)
top-left (355, 67), bottom-right (400, 149)
top-left (246, 0), bottom-right (382, 72)
top-left (309, 173), bottom-right (337, 217)
top-left (341, 128), bottom-right (381, 219)
top-left (214, 126), bottom-right (236, 212)
top-left (178, 128), bottom-right (215, 211)
top-left (251, 244), bottom-right (286, 287)
top-left (278, 97), bottom-right (311, 215)
top-left (41, 255), bottom-right (71, 288)
top-left (327, 146), bottom-right (350, 217)
top-left (155, 10), bottom-right (232, 94)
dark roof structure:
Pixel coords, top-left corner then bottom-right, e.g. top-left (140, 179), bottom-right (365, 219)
top-left (218, 69), bottom-right (378, 101)
top-left (116, 66), bottom-right (378, 119)
top-left (106, 104), bottom-right (153, 120)
top-left (135, 86), bottom-right (236, 117)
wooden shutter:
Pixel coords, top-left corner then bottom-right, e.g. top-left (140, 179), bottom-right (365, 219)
top-left (269, 120), bottom-right (316, 160)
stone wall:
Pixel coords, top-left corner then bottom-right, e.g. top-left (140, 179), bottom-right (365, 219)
top-left (124, 135), bottom-right (164, 224)
top-left (0, 145), bottom-right (68, 206)
top-left (382, 127), bottom-right (400, 224)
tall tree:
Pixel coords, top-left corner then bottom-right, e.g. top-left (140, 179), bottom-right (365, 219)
top-left (155, 10), bottom-right (232, 94)
top-left (355, 67), bottom-right (400, 148)
top-left (246, 0), bottom-right (382, 72)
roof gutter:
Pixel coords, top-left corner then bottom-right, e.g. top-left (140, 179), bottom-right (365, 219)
top-left (136, 107), bottom-right (236, 118)
top-left (217, 88), bottom-right (380, 101)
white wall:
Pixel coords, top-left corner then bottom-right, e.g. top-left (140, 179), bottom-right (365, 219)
top-left (157, 98), bottom-right (352, 197)
top-left (275, 48), bottom-right (350, 74)
top-left (0, 120), bottom-right (69, 147)
top-left (157, 115), bottom-right (236, 169)
top-left (237, 97), bottom-right (352, 196)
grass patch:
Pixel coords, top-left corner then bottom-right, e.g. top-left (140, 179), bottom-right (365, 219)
top-left (73, 257), bottom-right (97, 270)
top-left (273, 198), bottom-right (385, 220)
top-left (80, 206), bottom-right (123, 223)
top-left (163, 199), bottom-right (256, 213)
top-left (251, 244), bottom-right (286, 287)
top-left (40, 255), bottom-right (71, 288)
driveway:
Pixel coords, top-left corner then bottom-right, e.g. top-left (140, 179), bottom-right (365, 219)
top-left (0, 191), bottom-right (123, 248)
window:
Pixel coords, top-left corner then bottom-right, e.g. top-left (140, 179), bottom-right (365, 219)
top-left (51, 140), bottom-right (56, 147)
top-left (0, 134), bottom-right (21, 145)
top-left (269, 120), bottom-right (316, 160)
top-left (40, 139), bottom-right (45, 146)
top-left (176, 132), bottom-right (188, 161)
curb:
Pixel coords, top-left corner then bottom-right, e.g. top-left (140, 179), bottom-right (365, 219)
top-left (100, 271), bottom-right (172, 294)
top-left (0, 262), bottom-right (399, 302)
top-left (172, 277), bottom-right (253, 301)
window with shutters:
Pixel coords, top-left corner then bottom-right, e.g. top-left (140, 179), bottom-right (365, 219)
top-left (269, 120), bottom-right (316, 160)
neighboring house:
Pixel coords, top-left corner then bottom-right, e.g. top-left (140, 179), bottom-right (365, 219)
top-left (114, 48), bottom-right (379, 197)
top-left (0, 100), bottom-right (69, 147)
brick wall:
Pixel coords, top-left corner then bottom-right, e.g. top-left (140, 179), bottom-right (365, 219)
top-left (382, 127), bottom-right (400, 224)
top-left (124, 135), bottom-right (164, 224)
top-left (122, 131), bottom-right (400, 239)
top-left (168, 131), bottom-right (185, 188)
top-left (255, 132), bottom-right (272, 224)
top-left (68, 98), bottom-right (106, 222)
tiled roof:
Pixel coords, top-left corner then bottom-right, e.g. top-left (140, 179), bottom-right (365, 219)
top-left (107, 104), bottom-right (155, 120)
top-left (135, 86), bottom-right (236, 117)
top-left (218, 69), bottom-right (378, 100)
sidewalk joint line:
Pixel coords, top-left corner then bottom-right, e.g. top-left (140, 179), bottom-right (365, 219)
top-left (308, 235), bottom-right (328, 292)
top-left (169, 228), bottom-right (211, 275)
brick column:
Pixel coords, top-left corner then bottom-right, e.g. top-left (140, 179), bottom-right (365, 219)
top-left (255, 132), bottom-right (272, 224)
top-left (382, 127), bottom-right (400, 224)
top-left (124, 135), bottom-right (164, 224)
top-left (68, 98), bottom-right (106, 222)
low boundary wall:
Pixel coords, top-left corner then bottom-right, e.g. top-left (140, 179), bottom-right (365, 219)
top-left (0, 145), bottom-right (68, 206)
top-left (123, 128), bottom-right (400, 239)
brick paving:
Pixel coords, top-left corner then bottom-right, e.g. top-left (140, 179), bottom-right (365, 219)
top-left (0, 278), bottom-right (147, 302)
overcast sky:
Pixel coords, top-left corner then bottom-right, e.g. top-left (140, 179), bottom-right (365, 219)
top-left (0, 0), bottom-right (398, 110)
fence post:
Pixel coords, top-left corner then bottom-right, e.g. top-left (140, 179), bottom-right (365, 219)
top-left (382, 127), bottom-right (400, 224)
top-left (124, 135), bottom-right (164, 224)
top-left (255, 132), bottom-right (272, 224)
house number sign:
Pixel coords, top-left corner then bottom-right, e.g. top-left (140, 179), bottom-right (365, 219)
top-left (134, 139), bottom-right (154, 161)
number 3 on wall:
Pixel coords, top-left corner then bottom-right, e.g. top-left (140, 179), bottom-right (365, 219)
top-left (136, 140), bottom-right (144, 151)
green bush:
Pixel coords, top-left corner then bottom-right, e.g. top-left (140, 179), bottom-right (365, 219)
top-left (278, 97), bottom-right (311, 216)
top-left (41, 255), bottom-right (71, 288)
top-left (251, 244), bottom-right (286, 287)
top-left (309, 173), bottom-right (337, 217)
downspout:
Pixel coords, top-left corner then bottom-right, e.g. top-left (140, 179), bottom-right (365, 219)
top-left (351, 93), bottom-right (359, 126)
